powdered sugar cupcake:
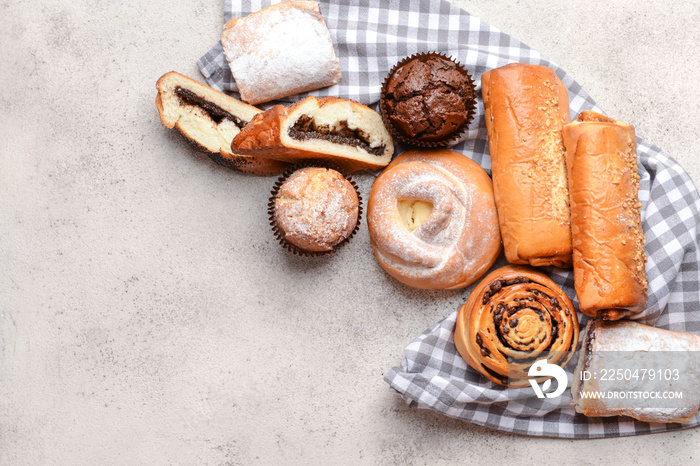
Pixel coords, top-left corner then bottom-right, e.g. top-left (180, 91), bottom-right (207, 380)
top-left (269, 165), bottom-right (362, 256)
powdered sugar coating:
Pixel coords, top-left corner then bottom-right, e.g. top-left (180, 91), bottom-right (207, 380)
top-left (274, 168), bottom-right (359, 252)
top-left (572, 320), bottom-right (700, 423)
top-left (222, 2), bottom-right (342, 105)
top-left (367, 150), bottom-right (502, 289)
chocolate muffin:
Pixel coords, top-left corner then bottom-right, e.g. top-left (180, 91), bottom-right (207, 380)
top-left (270, 167), bottom-right (360, 254)
top-left (380, 53), bottom-right (476, 146)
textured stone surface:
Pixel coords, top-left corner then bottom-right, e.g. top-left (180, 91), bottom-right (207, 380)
top-left (1, 0), bottom-right (699, 464)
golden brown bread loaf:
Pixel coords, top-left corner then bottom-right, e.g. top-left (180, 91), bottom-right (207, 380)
top-left (454, 265), bottom-right (579, 387)
top-left (367, 149), bottom-right (501, 290)
top-left (562, 111), bottom-right (647, 320)
top-left (230, 96), bottom-right (394, 172)
top-left (572, 320), bottom-right (700, 423)
top-left (482, 63), bottom-right (573, 268)
top-left (221, 1), bottom-right (342, 105)
top-left (155, 71), bottom-right (288, 175)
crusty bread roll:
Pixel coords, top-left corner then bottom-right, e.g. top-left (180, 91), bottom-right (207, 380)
top-left (155, 71), bottom-right (289, 175)
top-left (230, 96), bottom-right (394, 172)
top-left (562, 111), bottom-right (647, 320)
top-left (367, 149), bottom-right (501, 290)
top-left (221, 1), bottom-right (342, 105)
top-left (482, 63), bottom-right (573, 268)
top-left (455, 265), bottom-right (579, 387)
top-left (572, 320), bottom-right (700, 423)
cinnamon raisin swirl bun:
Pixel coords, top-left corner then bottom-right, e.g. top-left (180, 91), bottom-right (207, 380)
top-left (454, 265), bottom-right (579, 387)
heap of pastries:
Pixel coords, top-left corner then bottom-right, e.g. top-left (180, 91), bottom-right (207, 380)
top-left (154, 1), bottom-right (700, 425)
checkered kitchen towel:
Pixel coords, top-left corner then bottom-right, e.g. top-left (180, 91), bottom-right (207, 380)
top-left (199, 0), bottom-right (700, 438)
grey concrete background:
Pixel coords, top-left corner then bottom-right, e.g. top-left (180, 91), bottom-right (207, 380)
top-left (1, 0), bottom-right (699, 464)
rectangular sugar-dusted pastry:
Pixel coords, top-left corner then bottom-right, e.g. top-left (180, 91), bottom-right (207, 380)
top-left (221, 1), bottom-right (342, 105)
top-left (562, 111), bottom-right (647, 320)
top-left (572, 320), bottom-right (700, 423)
top-left (482, 63), bottom-right (573, 268)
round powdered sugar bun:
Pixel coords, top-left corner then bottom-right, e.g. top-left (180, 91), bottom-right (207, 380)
top-left (221, 1), bottom-right (342, 105)
top-left (367, 149), bottom-right (502, 290)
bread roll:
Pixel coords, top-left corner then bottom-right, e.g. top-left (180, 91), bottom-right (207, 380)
top-left (367, 149), bottom-right (501, 290)
top-left (562, 111), bottom-right (647, 320)
top-left (572, 320), bottom-right (700, 423)
top-left (455, 265), bottom-right (579, 387)
top-left (482, 63), bottom-right (573, 268)
top-left (221, 1), bottom-right (342, 105)
top-left (155, 71), bottom-right (288, 175)
top-left (231, 96), bottom-right (394, 172)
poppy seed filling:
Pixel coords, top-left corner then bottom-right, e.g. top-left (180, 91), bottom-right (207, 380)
top-left (175, 86), bottom-right (248, 128)
top-left (288, 115), bottom-right (386, 156)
